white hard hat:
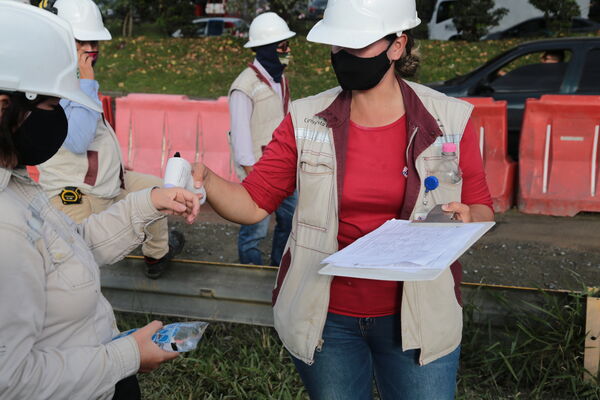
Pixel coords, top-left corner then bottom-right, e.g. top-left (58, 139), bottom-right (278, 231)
top-left (0, 2), bottom-right (102, 112)
top-left (307, 0), bottom-right (421, 49)
top-left (244, 12), bottom-right (295, 48)
top-left (54, 0), bottom-right (111, 41)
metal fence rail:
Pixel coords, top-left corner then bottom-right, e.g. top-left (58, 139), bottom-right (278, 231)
top-left (102, 256), bottom-right (277, 326)
top-left (103, 256), bottom-right (571, 327)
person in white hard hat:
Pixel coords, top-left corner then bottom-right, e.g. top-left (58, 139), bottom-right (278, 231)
top-left (36, 0), bottom-right (185, 279)
top-left (192, 0), bottom-right (494, 397)
top-left (0, 3), bottom-right (200, 399)
top-left (228, 11), bottom-right (297, 266)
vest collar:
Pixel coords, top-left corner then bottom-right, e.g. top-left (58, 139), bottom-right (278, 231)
top-left (0, 167), bottom-right (35, 192)
top-left (248, 61), bottom-right (290, 115)
top-left (0, 168), bottom-right (10, 191)
top-left (316, 75), bottom-right (442, 138)
top-left (398, 78), bottom-right (443, 140)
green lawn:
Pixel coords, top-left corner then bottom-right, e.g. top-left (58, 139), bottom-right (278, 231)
top-left (95, 36), bottom-right (524, 100)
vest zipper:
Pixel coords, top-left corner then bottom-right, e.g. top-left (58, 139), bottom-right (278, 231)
top-left (406, 126), bottom-right (419, 166)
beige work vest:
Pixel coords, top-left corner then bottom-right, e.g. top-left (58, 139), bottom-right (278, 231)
top-left (272, 81), bottom-right (473, 366)
top-left (38, 117), bottom-right (123, 199)
top-left (229, 67), bottom-right (288, 180)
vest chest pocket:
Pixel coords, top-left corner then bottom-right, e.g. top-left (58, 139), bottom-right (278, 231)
top-left (297, 150), bottom-right (334, 230)
top-left (45, 230), bottom-right (95, 289)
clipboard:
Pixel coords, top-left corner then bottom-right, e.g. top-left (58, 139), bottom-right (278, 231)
top-left (420, 204), bottom-right (458, 223)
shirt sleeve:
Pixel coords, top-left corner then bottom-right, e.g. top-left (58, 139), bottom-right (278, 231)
top-left (242, 113), bottom-right (298, 214)
top-left (459, 119), bottom-right (494, 211)
top-left (0, 226), bottom-right (139, 399)
top-left (229, 90), bottom-right (256, 166)
top-left (60, 79), bottom-right (102, 155)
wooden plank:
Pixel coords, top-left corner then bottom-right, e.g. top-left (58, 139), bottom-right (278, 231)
top-left (584, 295), bottom-right (600, 382)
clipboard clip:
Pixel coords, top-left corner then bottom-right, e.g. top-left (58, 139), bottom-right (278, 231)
top-left (421, 204), bottom-right (458, 223)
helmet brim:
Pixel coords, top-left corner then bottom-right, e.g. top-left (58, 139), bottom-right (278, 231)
top-left (73, 27), bottom-right (112, 41)
top-left (307, 17), bottom-right (421, 49)
top-left (243, 31), bottom-right (295, 48)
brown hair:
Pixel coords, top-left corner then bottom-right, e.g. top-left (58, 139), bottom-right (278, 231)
top-left (386, 30), bottom-right (420, 78)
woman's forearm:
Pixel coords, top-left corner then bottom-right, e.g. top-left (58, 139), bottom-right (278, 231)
top-left (203, 167), bottom-right (269, 225)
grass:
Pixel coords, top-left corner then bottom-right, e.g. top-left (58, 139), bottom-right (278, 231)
top-left (116, 290), bottom-right (600, 400)
top-left (95, 36), bottom-right (526, 100)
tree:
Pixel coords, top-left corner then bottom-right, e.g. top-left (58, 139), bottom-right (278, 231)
top-left (529, 0), bottom-right (581, 34)
top-left (452, 0), bottom-right (508, 41)
top-left (156, 0), bottom-right (196, 36)
top-left (226, 0), bottom-right (310, 33)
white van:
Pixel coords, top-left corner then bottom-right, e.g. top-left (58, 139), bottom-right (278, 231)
top-left (428, 0), bottom-right (591, 40)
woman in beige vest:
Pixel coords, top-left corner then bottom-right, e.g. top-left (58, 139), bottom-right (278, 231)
top-left (0, 4), bottom-right (199, 399)
top-left (193, 0), bottom-right (494, 398)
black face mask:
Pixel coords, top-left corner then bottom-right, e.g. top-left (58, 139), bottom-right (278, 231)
top-left (330, 42), bottom-right (393, 91)
top-left (14, 106), bottom-right (68, 166)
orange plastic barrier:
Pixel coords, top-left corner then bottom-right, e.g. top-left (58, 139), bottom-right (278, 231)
top-left (114, 94), bottom-right (236, 182)
top-left (462, 98), bottom-right (516, 213)
top-left (99, 94), bottom-right (115, 129)
top-left (518, 95), bottom-right (600, 216)
top-left (26, 166), bottom-right (39, 182)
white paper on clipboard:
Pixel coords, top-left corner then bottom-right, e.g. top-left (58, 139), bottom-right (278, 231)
top-left (318, 219), bottom-right (495, 281)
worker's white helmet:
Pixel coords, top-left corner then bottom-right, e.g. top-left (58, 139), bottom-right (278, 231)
top-left (307, 0), bottom-right (421, 49)
top-left (54, 0), bottom-right (111, 41)
top-left (244, 12), bottom-right (295, 48)
top-left (0, 1), bottom-right (102, 111)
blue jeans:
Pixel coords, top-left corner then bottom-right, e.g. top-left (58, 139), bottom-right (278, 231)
top-left (238, 192), bottom-right (297, 266)
top-left (291, 313), bottom-right (460, 400)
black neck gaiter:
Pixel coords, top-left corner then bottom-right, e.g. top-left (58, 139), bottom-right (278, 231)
top-left (255, 42), bottom-right (285, 83)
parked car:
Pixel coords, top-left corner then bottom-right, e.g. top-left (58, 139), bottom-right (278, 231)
top-left (483, 17), bottom-right (600, 40)
top-left (172, 17), bottom-right (249, 38)
top-left (427, 38), bottom-right (600, 159)
top-left (307, 0), bottom-right (327, 20)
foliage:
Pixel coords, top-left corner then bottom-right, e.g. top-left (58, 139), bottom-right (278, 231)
top-left (97, 0), bottom-right (198, 37)
top-left (413, 0), bottom-right (437, 38)
top-left (452, 0), bottom-right (508, 41)
top-left (155, 0), bottom-right (196, 37)
top-left (529, 0), bottom-right (582, 34)
top-left (225, 0), bottom-right (309, 33)
top-left (416, 0), bottom-right (438, 22)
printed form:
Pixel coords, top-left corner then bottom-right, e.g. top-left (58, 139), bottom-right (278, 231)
top-left (319, 219), bottom-right (495, 281)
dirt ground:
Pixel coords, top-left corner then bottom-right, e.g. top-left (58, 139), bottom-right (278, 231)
top-left (161, 206), bottom-right (600, 291)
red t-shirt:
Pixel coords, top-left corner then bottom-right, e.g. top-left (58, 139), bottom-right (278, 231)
top-left (242, 113), bottom-right (492, 317)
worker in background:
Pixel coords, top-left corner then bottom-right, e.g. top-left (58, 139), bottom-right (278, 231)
top-left (37, 0), bottom-right (184, 279)
top-left (228, 12), bottom-right (297, 266)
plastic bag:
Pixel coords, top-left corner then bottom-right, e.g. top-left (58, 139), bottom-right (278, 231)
top-left (113, 321), bottom-right (209, 353)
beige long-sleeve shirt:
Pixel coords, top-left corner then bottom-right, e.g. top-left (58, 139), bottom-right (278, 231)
top-left (0, 167), bottom-right (164, 399)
